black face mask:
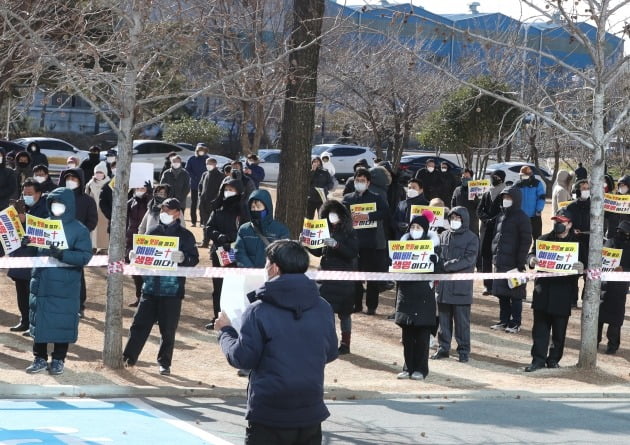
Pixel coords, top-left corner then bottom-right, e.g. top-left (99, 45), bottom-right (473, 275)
top-left (18, 162), bottom-right (29, 168)
top-left (250, 210), bottom-right (267, 221)
top-left (491, 177), bottom-right (502, 186)
top-left (89, 153), bottom-right (100, 161)
top-left (553, 222), bottom-right (567, 234)
top-left (154, 196), bottom-right (166, 205)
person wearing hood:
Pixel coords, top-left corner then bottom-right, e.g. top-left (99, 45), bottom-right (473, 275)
top-left (198, 157), bottom-right (225, 247)
top-left (160, 154), bottom-right (190, 217)
top-left (515, 166), bottom-right (546, 242)
top-left (321, 154), bottom-right (335, 179)
top-left (308, 199), bottom-right (359, 355)
top-left (185, 143), bottom-right (209, 227)
top-left (342, 158), bottom-right (370, 195)
top-left (58, 168), bottom-right (98, 317)
top-left (13, 151), bottom-right (33, 198)
top-left (566, 179), bottom-right (591, 306)
top-left (7, 178), bottom-right (49, 333)
top-left (25, 142), bottom-right (48, 167)
top-left (307, 157), bottom-right (334, 218)
top-left (598, 220), bottom-right (630, 355)
top-left (215, 239), bottom-right (338, 443)
top-left (451, 169), bottom-right (480, 236)
top-left (125, 181), bottom-right (152, 307)
top-left (551, 169), bottom-right (573, 214)
top-left (477, 170), bottom-right (506, 295)
top-left (415, 159), bottom-right (446, 201)
top-left (205, 178), bottom-right (249, 330)
top-left (604, 175), bottom-right (630, 239)
top-left (85, 161), bottom-right (110, 253)
top-left (234, 189), bottom-right (290, 269)
top-left (123, 198), bottom-right (199, 376)
top-left (490, 187), bottom-right (532, 333)
top-left (230, 161), bottom-right (256, 204)
top-left (368, 164), bottom-right (392, 203)
top-left (138, 183), bottom-right (186, 234)
top-left (24, 187), bottom-right (93, 376)
top-left (32, 165), bottom-right (56, 194)
top-left (80, 146), bottom-right (103, 180)
top-left (524, 208), bottom-right (584, 372)
top-left (433, 207), bottom-right (479, 363)
top-left (393, 178), bottom-right (429, 239)
top-left (394, 214), bottom-right (439, 380)
top-left (0, 147), bottom-right (17, 210)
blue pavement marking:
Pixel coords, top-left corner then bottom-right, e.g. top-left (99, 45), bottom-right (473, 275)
top-left (0, 398), bottom-right (234, 445)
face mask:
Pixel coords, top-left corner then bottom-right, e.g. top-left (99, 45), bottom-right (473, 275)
top-left (135, 191), bottom-right (145, 198)
top-left (207, 165), bottom-right (215, 171)
top-left (18, 161), bottom-right (28, 168)
top-left (461, 178), bottom-right (470, 186)
top-left (23, 195), bottom-right (35, 207)
top-left (95, 173), bottom-right (105, 180)
top-left (0, 157), bottom-right (3, 163)
top-left (520, 174), bottom-right (530, 181)
top-left (159, 212), bottom-right (174, 225)
top-left (51, 203), bottom-right (66, 216)
top-left (354, 182), bottom-right (367, 193)
top-left (491, 177), bottom-right (502, 186)
top-left (34, 175), bottom-right (46, 183)
top-left (106, 156), bottom-right (116, 163)
top-left (251, 209), bottom-right (268, 220)
top-left (154, 196), bottom-right (166, 205)
top-left (580, 189), bottom-right (590, 200)
top-left (619, 186), bottom-right (628, 195)
top-left (67, 163), bottom-right (76, 169)
top-left (111, 168), bottom-right (117, 176)
top-left (450, 220), bottom-right (462, 230)
top-left (66, 180), bottom-right (79, 190)
top-left (427, 167), bottom-right (435, 173)
top-left (407, 189), bottom-right (419, 199)
top-left (30, 147), bottom-right (37, 152)
top-left (171, 162), bottom-right (181, 169)
top-left (410, 229), bottom-right (424, 240)
top-left (197, 151), bottom-right (207, 157)
top-left (441, 167), bottom-right (448, 173)
top-left (553, 222), bottom-right (567, 234)
top-left (224, 190), bottom-right (237, 199)
top-left (503, 199), bottom-right (513, 208)
top-left (328, 212), bottom-right (340, 225)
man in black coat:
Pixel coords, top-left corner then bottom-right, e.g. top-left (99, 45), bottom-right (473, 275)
top-left (25, 142), bottom-right (49, 167)
top-left (451, 168), bottom-right (479, 236)
top-left (79, 146), bottom-right (103, 180)
top-left (524, 209), bottom-right (584, 372)
top-left (566, 179), bottom-right (590, 306)
top-left (393, 178), bottom-right (429, 239)
top-left (477, 170), bottom-right (506, 294)
top-left (0, 148), bottom-right (17, 210)
top-left (415, 159), bottom-right (445, 201)
top-left (198, 157), bottom-right (226, 247)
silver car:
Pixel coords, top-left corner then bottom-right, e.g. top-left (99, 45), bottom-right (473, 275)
top-left (12, 137), bottom-right (89, 174)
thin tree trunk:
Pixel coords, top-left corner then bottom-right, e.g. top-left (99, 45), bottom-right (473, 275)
top-left (276, 0), bottom-right (325, 237)
top-left (251, 100), bottom-right (265, 153)
top-left (240, 101), bottom-right (252, 155)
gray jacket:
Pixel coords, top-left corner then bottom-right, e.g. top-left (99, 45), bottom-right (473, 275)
top-left (436, 206), bottom-right (479, 305)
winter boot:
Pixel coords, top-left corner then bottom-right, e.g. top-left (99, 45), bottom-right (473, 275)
top-left (339, 331), bottom-right (351, 355)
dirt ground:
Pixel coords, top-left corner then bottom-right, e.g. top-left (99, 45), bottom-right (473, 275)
top-left (0, 187), bottom-right (629, 397)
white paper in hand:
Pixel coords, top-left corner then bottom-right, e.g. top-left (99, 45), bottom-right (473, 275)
top-left (220, 270), bottom-right (266, 333)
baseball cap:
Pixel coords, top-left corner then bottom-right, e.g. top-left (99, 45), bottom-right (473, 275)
top-left (551, 208), bottom-right (572, 223)
top-left (161, 198), bottom-right (182, 211)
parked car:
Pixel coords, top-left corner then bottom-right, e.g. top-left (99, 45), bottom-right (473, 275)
top-left (175, 142), bottom-right (195, 152)
top-left (12, 137), bottom-right (89, 174)
top-left (398, 155), bottom-right (462, 178)
top-left (106, 140), bottom-right (186, 174)
top-left (485, 162), bottom-right (551, 192)
top-left (311, 144), bottom-right (376, 180)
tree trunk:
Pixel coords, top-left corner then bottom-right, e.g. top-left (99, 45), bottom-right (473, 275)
top-left (240, 101), bottom-right (252, 155)
top-left (275, 0), bottom-right (325, 237)
top-left (504, 140), bottom-right (512, 162)
top-left (251, 100), bottom-right (265, 153)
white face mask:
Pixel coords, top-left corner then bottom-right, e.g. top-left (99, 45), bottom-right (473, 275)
top-left (441, 167), bottom-right (448, 173)
top-left (95, 173), bottom-right (105, 180)
top-left (520, 174), bottom-right (530, 181)
top-left (66, 180), bottom-right (79, 190)
top-left (407, 189), bottom-right (419, 199)
top-left (410, 229), bottom-right (424, 240)
top-left (207, 165), bottom-right (215, 171)
top-left (51, 203), bottom-right (66, 216)
top-left (450, 220), bottom-right (462, 231)
top-left (106, 156), bottom-right (116, 163)
top-left (171, 162), bottom-right (181, 169)
top-left (328, 212), bottom-right (340, 224)
top-left (223, 190), bottom-right (237, 199)
top-left (503, 199), bottom-right (513, 208)
top-left (135, 191), bottom-right (145, 198)
top-left (67, 163), bottom-right (76, 169)
top-left (619, 186), bottom-right (628, 195)
top-left (30, 146), bottom-right (37, 152)
top-left (34, 175), bottom-right (46, 183)
top-left (427, 167), bottom-right (435, 173)
top-left (159, 212), bottom-right (174, 225)
top-left (354, 182), bottom-right (367, 193)
top-left (580, 189), bottom-right (590, 199)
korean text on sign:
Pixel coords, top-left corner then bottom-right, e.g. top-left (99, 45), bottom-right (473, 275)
top-left (301, 218), bottom-right (330, 249)
top-left (409, 205), bottom-right (445, 230)
top-left (350, 203), bottom-right (377, 230)
top-left (603, 193), bottom-right (630, 215)
top-left (535, 240), bottom-right (579, 273)
top-left (132, 234), bottom-right (180, 271)
top-left (602, 247), bottom-right (623, 272)
top-left (468, 179), bottom-right (490, 200)
top-left (388, 240), bottom-right (434, 273)
top-left (0, 206), bottom-right (25, 254)
top-left (25, 214), bottom-right (68, 250)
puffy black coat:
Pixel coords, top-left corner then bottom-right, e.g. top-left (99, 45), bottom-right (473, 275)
top-left (451, 184), bottom-right (479, 236)
top-left (0, 148), bottom-right (17, 210)
top-left (58, 168), bottom-right (98, 231)
top-left (7, 195), bottom-right (49, 281)
top-left (566, 197), bottom-right (590, 262)
top-left (476, 184), bottom-right (505, 256)
top-left (599, 235), bottom-right (630, 326)
top-left (436, 207), bottom-right (479, 305)
top-left (308, 167), bottom-right (334, 205)
top-left (491, 187), bottom-right (532, 299)
top-left (310, 200), bottom-right (358, 316)
top-left (207, 192), bottom-right (248, 257)
top-left (26, 143), bottom-right (48, 167)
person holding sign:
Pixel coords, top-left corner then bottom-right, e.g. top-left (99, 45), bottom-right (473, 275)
top-left (393, 178), bottom-right (428, 239)
top-left (604, 175), bottom-right (630, 239)
top-left (342, 168), bottom-right (389, 315)
top-left (450, 169), bottom-right (479, 236)
top-left (124, 198), bottom-right (199, 376)
top-left (477, 170), bottom-right (506, 295)
top-left (24, 187), bottom-right (93, 376)
top-left (524, 208), bottom-right (584, 372)
top-left (306, 157), bottom-right (334, 219)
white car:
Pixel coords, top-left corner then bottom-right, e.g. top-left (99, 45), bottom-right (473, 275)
top-left (106, 140), bottom-right (186, 174)
top-left (12, 137), bottom-right (89, 174)
top-left (485, 162), bottom-right (551, 192)
top-left (255, 149), bottom-right (280, 182)
top-left (311, 144), bottom-right (376, 180)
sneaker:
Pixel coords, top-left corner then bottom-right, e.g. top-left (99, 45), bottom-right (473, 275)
top-left (546, 361), bottom-right (560, 368)
top-left (10, 323), bottom-right (29, 332)
top-left (410, 371), bottom-right (425, 380)
top-left (237, 369), bottom-right (250, 377)
top-left (490, 322), bottom-right (507, 330)
top-left (505, 325), bottom-right (521, 333)
top-left (482, 290), bottom-right (492, 296)
top-left (396, 371), bottom-right (410, 379)
top-left (159, 365), bottom-right (170, 376)
top-left (431, 349), bottom-right (449, 360)
top-left (123, 356), bottom-right (134, 368)
top-left (338, 344), bottom-right (350, 355)
top-left (205, 318), bottom-right (216, 330)
top-left (49, 359), bottom-right (64, 375)
top-left (26, 357), bottom-right (48, 374)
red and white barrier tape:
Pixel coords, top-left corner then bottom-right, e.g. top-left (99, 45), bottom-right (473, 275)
top-left (1, 255), bottom-right (628, 282)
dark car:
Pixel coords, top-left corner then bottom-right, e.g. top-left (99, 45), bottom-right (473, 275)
top-left (398, 155), bottom-right (462, 178)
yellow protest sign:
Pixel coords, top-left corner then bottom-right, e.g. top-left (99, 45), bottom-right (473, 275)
top-left (25, 214), bottom-right (68, 249)
top-left (602, 247), bottom-right (623, 272)
top-left (410, 205), bottom-right (445, 230)
top-left (0, 206), bottom-right (25, 254)
top-left (388, 240), bottom-right (435, 273)
top-left (132, 234), bottom-right (180, 271)
top-left (535, 240), bottom-right (579, 273)
top-left (604, 193), bottom-right (630, 214)
top-left (350, 203), bottom-right (377, 229)
top-left (301, 218), bottom-right (330, 249)
top-left (468, 179), bottom-right (490, 200)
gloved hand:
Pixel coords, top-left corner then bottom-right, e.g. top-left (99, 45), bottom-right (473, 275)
top-left (48, 245), bottom-right (64, 260)
top-left (129, 251), bottom-right (137, 262)
top-left (517, 264), bottom-right (526, 273)
top-left (429, 254), bottom-right (438, 264)
top-left (21, 236), bottom-right (31, 248)
top-left (171, 250), bottom-right (185, 263)
top-left (216, 234), bottom-right (229, 245)
top-left (572, 261), bottom-right (584, 275)
top-left (528, 255), bottom-right (538, 269)
top-left (323, 238), bottom-right (338, 248)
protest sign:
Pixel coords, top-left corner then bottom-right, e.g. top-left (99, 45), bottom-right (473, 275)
top-left (314, 187), bottom-right (327, 203)
top-left (0, 206), bottom-right (25, 254)
top-left (388, 240), bottom-right (435, 273)
top-left (132, 234), bottom-right (180, 271)
top-left (557, 200), bottom-right (572, 210)
top-left (301, 218), bottom-right (330, 249)
top-left (220, 270), bottom-right (265, 333)
top-left (506, 268), bottom-right (527, 288)
top-left (410, 205), bottom-right (446, 230)
top-left (216, 246), bottom-right (236, 266)
top-left (603, 193), bottom-right (630, 214)
top-left (468, 179), bottom-right (490, 200)
top-left (535, 240), bottom-right (579, 273)
top-left (129, 162), bottom-right (154, 188)
top-left (350, 203), bottom-right (377, 229)
top-left (602, 247), bottom-right (623, 272)
top-left (25, 214), bottom-right (68, 249)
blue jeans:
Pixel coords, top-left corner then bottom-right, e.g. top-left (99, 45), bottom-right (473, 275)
top-left (498, 296), bottom-right (522, 327)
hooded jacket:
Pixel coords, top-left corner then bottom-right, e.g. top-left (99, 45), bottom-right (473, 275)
top-left (58, 168), bottom-right (98, 231)
top-left (515, 175), bottom-right (546, 217)
top-left (436, 207), bottom-right (479, 305)
top-left (26, 143), bottom-right (49, 167)
top-left (234, 189), bottom-right (290, 268)
top-left (308, 165), bottom-right (334, 204)
top-left (0, 148), bottom-right (17, 209)
top-left (218, 273), bottom-right (338, 428)
top-left (13, 151), bottom-right (33, 198)
top-left (451, 181), bottom-right (480, 236)
top-left (477, 180), bottom-right (506, 256)
top-left (491, 187), bottom-right (532, 298)
top-left (206, 178), bottom-right (249, 256)
top-left (29, 188), bottom-right (93, 343)
top-left (551, 170), bottom-right (572, 214)
top-left (80, 151), bottom-right (103, 180)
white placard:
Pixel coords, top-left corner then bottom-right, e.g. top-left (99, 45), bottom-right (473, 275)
top-left (129, 162), bottom-right (154, 188)
top-left (220, 270), bottom-right (266, 333)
